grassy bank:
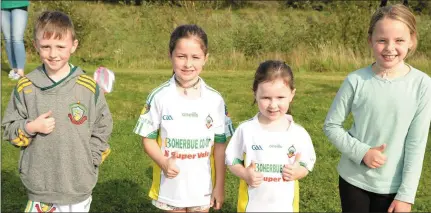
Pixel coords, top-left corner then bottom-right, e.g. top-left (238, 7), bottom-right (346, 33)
top-left (3, 1), bottom-right (430, 72)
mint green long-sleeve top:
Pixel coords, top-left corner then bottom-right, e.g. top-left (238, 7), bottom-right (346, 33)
top-left (1, 0), bottom-right (29, 9)
top-left (323, 65), bottom-right (431, 204)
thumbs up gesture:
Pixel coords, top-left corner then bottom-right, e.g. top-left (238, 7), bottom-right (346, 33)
top-left (363, 144), bottom-right (387, 169)
top-left (283, 153), bottom-right (308, 181)
top-left (245, 161), bottom-right (263, 188)
top-left (162, 152), bottom-right (180, 179)
top-left (26, 110), bottom-right (55, 134)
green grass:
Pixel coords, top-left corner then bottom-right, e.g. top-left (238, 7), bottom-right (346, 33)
top-left (1, 64), bottom-right (430, 212)
top-left (7, 1), bottom-right (431, 72)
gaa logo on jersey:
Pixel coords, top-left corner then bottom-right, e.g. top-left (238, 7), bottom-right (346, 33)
top-left (288, 145), bottom-right (296, 158)
top-left (162, 115), bottom-right (173, 120)
top-left (206, 114), bottom-right (213, 129)
top-left (252, 145), bottom-right (264, 150)
top-left (68, 102), bottom-right (88, 125)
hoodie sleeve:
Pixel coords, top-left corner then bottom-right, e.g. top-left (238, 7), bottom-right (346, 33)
top-left (2, 78), bottom-right (36, 147)
top-left (90, 89), bottom-right (113, 167)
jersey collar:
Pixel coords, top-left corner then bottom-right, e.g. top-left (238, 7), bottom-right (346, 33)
top-left (169, 75), bottom-right (207, 97)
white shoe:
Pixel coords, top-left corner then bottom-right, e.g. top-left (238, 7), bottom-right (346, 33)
top-left (8, 70), bottom-right (15, 79)
top-left (11, 72), bottom-right (21, 80)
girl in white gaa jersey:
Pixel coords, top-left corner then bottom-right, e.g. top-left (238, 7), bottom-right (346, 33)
top-left (134, 24), bottom-right (234, 212)
top-left (225, 60), bottom-right (316, 212)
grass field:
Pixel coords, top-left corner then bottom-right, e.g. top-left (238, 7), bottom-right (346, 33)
top-left (1, 64), bottom-right (430, 212)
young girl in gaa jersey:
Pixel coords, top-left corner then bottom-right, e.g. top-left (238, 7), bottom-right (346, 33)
top-left (134, 24), bottom-right (234, 212)
top-left (225, 60), bottom-right (316, 212)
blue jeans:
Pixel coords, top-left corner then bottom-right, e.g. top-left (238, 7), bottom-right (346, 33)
top-left (1, 8), bottom-right (28, 70)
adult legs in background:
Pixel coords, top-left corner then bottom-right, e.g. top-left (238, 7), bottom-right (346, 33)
top-left (1, 8), bottom-right (28, 77)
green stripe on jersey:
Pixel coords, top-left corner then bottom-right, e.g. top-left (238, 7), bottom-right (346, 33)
top-left (147, 81), bottom-right (170, 105)
top-left (228, 124), bottom-right (234, 136)
top-left (133, 121), bottom-right (143, 134)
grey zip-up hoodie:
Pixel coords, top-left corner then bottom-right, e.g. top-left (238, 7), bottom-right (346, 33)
top-left (2, 65), bottom-right (113, 204)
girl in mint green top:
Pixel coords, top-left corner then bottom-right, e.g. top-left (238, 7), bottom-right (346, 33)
top-left (324, 4), bottom-right (431, 213)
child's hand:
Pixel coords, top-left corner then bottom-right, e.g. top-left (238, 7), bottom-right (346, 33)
top-left (245, 161), bottom-right (263, 188)
top-left (363, 144), bottom-right (387, 169)
top-left (161, 153), bottom-right (179, 179)
top-left (283, 153), bottom-right (307, 181)
top-left (388, 199), bottom-right (411, 212)
top-left (27, 111), bottom-right (55, 134)
top-left (210, 184), bottom-right (224, 210)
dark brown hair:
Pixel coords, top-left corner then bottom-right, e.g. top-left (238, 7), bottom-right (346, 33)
top-left (169, 24), bottom-right (208, 55)
top-left (34, 11), bottom-right (76, 41)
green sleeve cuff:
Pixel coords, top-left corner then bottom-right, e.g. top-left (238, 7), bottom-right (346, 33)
top-left (214, 134), bottom-right (227, 143)
top-left (232, 158), bottom-right (244, 165)
top-left (146, 130), bottom-right (158, 139)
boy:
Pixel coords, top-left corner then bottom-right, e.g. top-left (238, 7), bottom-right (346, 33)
top-left (1, 11), bottom-right (113, 212)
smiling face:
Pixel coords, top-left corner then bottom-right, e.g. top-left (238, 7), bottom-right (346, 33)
top-left (255, 78), bottom-right (295, 124)
top-left (170, 37), bottom-right (208, 86)
top-left (33, 30), bottom-right (78, 75)
top-left (368, 18), bottom-right (413, 70)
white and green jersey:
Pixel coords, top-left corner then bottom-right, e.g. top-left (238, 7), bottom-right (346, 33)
top-left (134, 75), bottom-right (234, 207)
top-left (225, 114), bottom-right (316, 212)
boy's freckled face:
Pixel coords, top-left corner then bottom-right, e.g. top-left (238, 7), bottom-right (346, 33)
top-left (34, 31), bottom-right (78, 74)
